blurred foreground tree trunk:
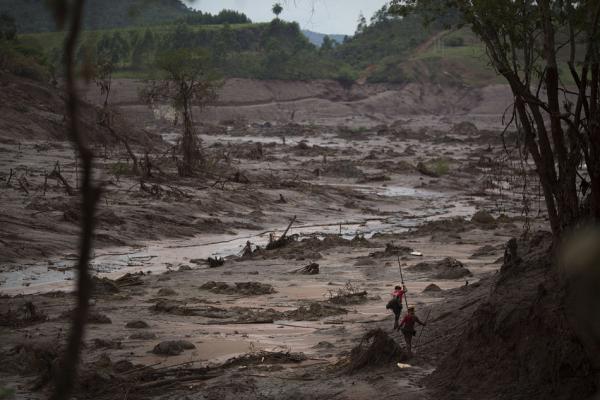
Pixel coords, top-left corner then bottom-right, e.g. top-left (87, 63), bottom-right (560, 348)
top-left (47, 0), bottom-right (102, 399)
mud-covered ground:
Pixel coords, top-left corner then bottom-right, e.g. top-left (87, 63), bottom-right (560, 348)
top-left (0, 76), bottom-right (547, 399)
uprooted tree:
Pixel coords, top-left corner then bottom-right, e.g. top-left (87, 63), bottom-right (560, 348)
top-left (391, 0), bottom-right (600, 239)
top-left (142, 48), bottom-right (219, 176)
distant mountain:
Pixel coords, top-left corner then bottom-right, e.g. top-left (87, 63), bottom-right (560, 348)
top-left (0, 0), bottom-right (193, 33)
top-left (302, 30), bottom-right (346, 47)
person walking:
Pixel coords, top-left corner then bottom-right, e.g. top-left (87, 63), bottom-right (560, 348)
top-left (399, 306), bottom-right (426, 354)
top-left (386, 284), bottom-right (406, 331)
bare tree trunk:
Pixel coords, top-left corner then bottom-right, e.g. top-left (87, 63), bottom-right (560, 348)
top-left (180, 92), bottom-right (197, 176)
top-left (51, 0), bottom-right (101, 399)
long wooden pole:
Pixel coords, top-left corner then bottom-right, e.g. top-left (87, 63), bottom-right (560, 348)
top-left (397, 256), bottom-right (409, 309)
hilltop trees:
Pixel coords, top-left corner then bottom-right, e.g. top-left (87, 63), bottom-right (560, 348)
top-left (391, 0), bottom-right (600, 238)
top-left (272, 3), bottom-right (283, 19)
top-left (142, 48), bottom-right (219, 176)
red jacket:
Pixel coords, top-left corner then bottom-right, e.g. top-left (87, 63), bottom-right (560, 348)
top-left (400, 313), bottom-right (424, 331)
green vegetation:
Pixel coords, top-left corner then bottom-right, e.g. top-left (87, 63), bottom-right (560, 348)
top-left (21, 18), bottom-right (353, 82)
top-left (4, 1), bottom-right (578, 86)
top-left (0, 0), bottom-right (193, 33)
top-left (0, 13), bottom-right (51, 82)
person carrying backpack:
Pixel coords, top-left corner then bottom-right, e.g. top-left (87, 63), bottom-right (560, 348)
top-left (386, 284), bottom-right (406, 331)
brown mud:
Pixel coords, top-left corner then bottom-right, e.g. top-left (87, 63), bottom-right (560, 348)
top-left (1, 75), bottom-right (583, 399)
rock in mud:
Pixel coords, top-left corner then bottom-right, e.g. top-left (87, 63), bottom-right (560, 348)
top-left (471, 210), bottom-right (496, 225)
top-left (410, 257), bottom-right (472, 280)
top-left (157, 288), bottom-right (178, 297)
top-left (92, 338), bottom-right (122, 349)
top-left (451, 121), bottom-right (479, 136)
top-left (151, 300), bottom-right (195, 316)
top-left (348, 329), bottom-right (408, 372)
top-left (423, 284), bottom-right (443, 293)
top-left (125, 320), bottom-right (149, 329)
top-left (416, 161), bottom-right (439, 177)
top-left (152, 340), bottom-right (196, 356)
top-left (313, 341), bottom-right (335, 349)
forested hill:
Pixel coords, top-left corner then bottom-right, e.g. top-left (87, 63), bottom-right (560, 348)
top-left (0, 0), bottom-right (194, 33)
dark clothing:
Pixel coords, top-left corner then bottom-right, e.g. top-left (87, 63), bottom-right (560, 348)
top-left (386, 297), bottom-right (403, 330)
top-left (400, 313), bottom-right (424, 336)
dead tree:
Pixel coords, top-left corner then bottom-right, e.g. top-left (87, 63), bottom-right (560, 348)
top-left (94, 60), bottom-right (139, 174)
top-left (49, 1), bottom-right (102, 399)
top-left (141, 48), bottom-right (219, 177)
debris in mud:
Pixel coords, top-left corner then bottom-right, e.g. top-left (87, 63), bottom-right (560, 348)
top-left (292, 263), bottom-right (320, 275)
top-left (126, 320), bottom-right (149, 329)
top-left (2, 340), bottom-right (60, 390)
top-left (266, 216), bottom-right (297, 251)
top-left (92, 338), bottom-right (122, 349)
top-left (208, 257), bottom-right (225, 268)
top-left (114, 272), bottom-right (144, 287)
top-left (327, 282), bottom-right (368, 305)
top-left (322, 160), bottom-right (364, 178)
top-left (0, 301), bottom-right (47, 327)
top-left (59, 310), bottom-right (112, 324)
top-left (92, 276), bottom-right (120, 295)
top-left (200, 281), bottom-right (276, 295)
top-left (152, 340), bottom-right (196, 356)
top-left (348, 329), bottom-right (408, 372)
top-left (285, 302), bottom-right (348, 321)
top-left (369, 243), bottom-right (413, 258)
top-left (423, 284), bottom-right (443, 293)
top-left (410, 257), bottom-right (472, 279)
top-left (221, 350), bottom-right (307, 369)
top-left (414, 217), bottom-right (470, 235)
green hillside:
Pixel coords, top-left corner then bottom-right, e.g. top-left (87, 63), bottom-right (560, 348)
top-left (20, 19), bottom-right (351, 81)
top-left (0, 0), bottom-right (195, 33)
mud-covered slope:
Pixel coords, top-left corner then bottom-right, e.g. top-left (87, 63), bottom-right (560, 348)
top-left (0, 72), bottom-right (159, 146)
top-left (427, 232), bottom-right (597, 400)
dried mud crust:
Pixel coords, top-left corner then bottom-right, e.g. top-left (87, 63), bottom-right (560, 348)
top-left (426, 232), bottom-right (597, 400)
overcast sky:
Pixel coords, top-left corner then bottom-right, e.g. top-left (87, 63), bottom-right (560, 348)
top-left (183, 0), bottom-right (389, 35)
